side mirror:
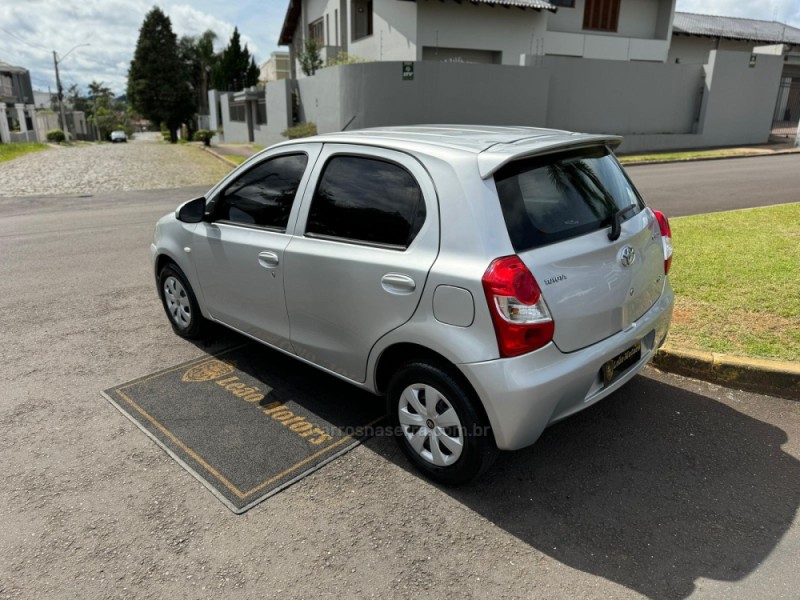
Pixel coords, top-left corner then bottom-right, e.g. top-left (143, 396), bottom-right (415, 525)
top-left (176, 197), bottom-right (206, 223)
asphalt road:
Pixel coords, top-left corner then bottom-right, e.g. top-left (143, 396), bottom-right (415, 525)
top-left (626, 154), bottom-right (800, 217)
top-left (1, 157), bottom-right (799, 599)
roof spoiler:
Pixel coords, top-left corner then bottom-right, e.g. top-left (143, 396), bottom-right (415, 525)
top-left (478, 135), bottom-right (623, 179)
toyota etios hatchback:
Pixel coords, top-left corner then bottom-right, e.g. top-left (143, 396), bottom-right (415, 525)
top-left (151, 126), bottom-right (674, 484)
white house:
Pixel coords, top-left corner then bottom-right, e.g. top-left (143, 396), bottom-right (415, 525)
top-left (279, 0), bottom-right (678, 75)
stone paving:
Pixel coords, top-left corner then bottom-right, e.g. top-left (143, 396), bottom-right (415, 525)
top-left (0, 132), bottom-right (232, 198)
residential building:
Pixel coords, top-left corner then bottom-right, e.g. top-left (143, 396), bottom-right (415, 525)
top-left (208, 1), bottom-right (794, 152)
top-left (279, 0), bottom-right (678, 74)
top-left (669, 12), bottom-right (800, 137)
top-left (260, 51), bottom-right (291, 82)
top-left (0, 61), bottom-right (41, 143)
top-left (670, 12), bottom-right (800, 75)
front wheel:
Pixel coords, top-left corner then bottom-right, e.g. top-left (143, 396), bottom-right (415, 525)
top-left (388, 361), bottom-right (498, 485)
top-left (158, 263), bottom-right (207, 339)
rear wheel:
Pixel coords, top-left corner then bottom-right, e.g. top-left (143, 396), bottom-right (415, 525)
top-left (158, 263), bottom-right (207, 339)
top-left (388, 361), bottom-right (498, 485)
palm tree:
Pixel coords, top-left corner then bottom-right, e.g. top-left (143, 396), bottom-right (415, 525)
top-left (197, 30), bottom-right (217, 115)
top-left (88, 80), bottom-right (111, 141)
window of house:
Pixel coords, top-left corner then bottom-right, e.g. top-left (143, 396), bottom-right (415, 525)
top-left (229, 103), bottom-right (246, 122)
top-left (215, 154), bottom-right (308, 230)
top-left (309, 18), bottom-right (324, 45)
top-left (352, 0), bottom-right (373, 41)
top-left (550, 0), bottom-right (575, 7)
top-left (256, 101), bottom-right (267, 125)
top-left (306, 156), bottom-right (426, 248)
top-left (583, 0), bottom-right (621, 32)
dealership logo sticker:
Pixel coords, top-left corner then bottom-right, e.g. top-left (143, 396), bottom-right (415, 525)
top-left (181, 359), bottom-right (235, 382)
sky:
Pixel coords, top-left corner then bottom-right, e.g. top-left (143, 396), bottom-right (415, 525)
top-left (1, 0), bottom-right (799, 97)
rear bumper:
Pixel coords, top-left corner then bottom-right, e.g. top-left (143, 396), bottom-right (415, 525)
top-left (458, 282), bottom-right (674, 451)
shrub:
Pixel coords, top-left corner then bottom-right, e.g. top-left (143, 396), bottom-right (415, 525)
top-left (46, 129), bottom-right (65, 143)
top-left (193, 129), bottom-right (214, 146)
top-left (325, 52), bottom-right (366, 67)
top-left (281, 122), bottom-right (317, 139)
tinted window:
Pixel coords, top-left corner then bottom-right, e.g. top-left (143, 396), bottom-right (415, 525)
top-left (494, 146), bottom-right (642, 252)
top-left (216, 154), bottom-right (308, 230)
top-left (306, 156), bottom-right (426, 248)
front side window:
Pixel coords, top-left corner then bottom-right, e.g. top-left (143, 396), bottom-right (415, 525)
top-left (306, 155), bottom-right (426, 248)
top-left (215, 154), bottom-right (308, 230)
top-left (494, 146), bottom-right (642, 252)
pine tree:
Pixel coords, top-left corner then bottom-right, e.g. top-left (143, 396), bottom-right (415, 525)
top-left (212, 28), bottom-right (260, 91)
top-left (127, 7), bottom-right (195, 143)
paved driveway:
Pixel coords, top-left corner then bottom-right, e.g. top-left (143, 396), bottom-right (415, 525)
top-left (1, 187), bottom-right (799, 599)
top-left (0, 133), bottom-right (230, 198)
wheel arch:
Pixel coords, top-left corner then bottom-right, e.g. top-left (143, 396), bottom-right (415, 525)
top-left (373, 342), bottom-right (496, 437)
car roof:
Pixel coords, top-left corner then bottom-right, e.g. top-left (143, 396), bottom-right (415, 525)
top-left (290, 125), bottom-right (622, 179)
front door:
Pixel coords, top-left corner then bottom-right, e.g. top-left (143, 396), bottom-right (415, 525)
top-left (284, 145), bottom-right (440, 382)
top-left (191, 145), bottom-right (321, 350)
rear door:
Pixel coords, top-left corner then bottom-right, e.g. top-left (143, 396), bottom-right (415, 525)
top-left (493, 146), bottom-right (665, 352)
top-left (283, 145), bottom-right (439, 382)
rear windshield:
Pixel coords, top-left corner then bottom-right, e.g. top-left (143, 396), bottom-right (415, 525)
top-left (494, 146), bottom-right (643, 252)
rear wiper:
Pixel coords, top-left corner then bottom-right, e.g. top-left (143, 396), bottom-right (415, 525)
top-left (608, 204), bottom-right (637, 241)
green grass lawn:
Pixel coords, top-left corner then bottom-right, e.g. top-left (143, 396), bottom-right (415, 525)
top-left (0, 142), bottom-right (50, 163)
top-left (668, 203), bottom-right (800, 361)
top-left (618, 148), bottom-right (755, 164)
top-left (222, 154), bottom-right (247, 165)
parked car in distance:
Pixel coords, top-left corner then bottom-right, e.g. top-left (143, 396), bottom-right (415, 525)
top-left (150, 125), bottom-right (674, 484)
top-left (110, 130), bottom-right (127, 143)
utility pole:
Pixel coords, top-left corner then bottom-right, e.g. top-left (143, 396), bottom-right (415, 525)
top-left (52, 50), bottom-right (69, 140)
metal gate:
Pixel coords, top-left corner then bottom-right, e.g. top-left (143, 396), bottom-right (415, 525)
top-left (771, 77), bottom-right (800, 139)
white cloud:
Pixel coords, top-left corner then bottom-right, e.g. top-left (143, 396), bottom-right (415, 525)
top-left (0, 0), bottom-right (273, 97)
top-left (167, 4), bottom-right (260, 56)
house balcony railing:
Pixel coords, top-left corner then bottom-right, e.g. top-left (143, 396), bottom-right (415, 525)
top-left (543, 31), bottom-right (669, 62)
top-left (0, 82), bottom-right (15, 100)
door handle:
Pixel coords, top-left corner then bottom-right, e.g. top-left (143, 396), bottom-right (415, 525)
top-left (258, 251), bottom-right (280, 268)
top-left (381, 273), bottom-right (416, 295)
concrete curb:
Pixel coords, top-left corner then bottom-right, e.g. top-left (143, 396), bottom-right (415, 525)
top-left (652, 345), bottom-right (800, 400)
top-left (199, 145), bottom-right (240, 169)
top-left (620, 148), bottom-right (800, 167)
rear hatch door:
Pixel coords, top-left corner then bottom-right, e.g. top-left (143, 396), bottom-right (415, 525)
top-left (492, 145), bottom-right (665, 353)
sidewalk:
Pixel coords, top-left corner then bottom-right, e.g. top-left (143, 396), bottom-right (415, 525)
top-left (618, 140), bottom-right (800, 165)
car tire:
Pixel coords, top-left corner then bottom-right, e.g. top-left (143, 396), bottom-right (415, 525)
top-left (158, 263), bottom-right (207, 339)
top-left (388, 361), bottom-right (498, 485)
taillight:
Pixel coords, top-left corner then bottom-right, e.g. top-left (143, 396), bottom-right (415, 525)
top-left (653, 210), bottom-right (673, 275)
top-left (482, 256), bottom-right (554, 358)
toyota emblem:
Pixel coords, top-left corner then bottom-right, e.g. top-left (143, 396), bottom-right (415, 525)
top-left (619, 245), bottom-right (636, 267)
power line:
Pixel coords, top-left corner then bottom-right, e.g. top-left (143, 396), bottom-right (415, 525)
top-left (0, 25), bottom-right (52, 55)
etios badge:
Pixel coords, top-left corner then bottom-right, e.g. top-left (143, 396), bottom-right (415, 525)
top-left (619, 245), bottom-right (636, 267)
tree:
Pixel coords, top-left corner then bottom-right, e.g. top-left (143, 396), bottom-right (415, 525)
top-left (127, 7), bottom-right (195, 143)
top-left (178, 29), bottom-right (217, 117)
top-left (66, 83), bottom-right (90, 113)
top-left (297, 39), bottom-right (323, 76)
top-left (196, 30), bottom-right (217, 114)
top-left (88, 80), bottom-right (112, 140)
top-left (211, 27), bottom-right (259, 91)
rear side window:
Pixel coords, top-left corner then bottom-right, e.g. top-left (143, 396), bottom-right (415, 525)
top-left (306, 155), bottom-right (426, 248)
top-left (494, 146), bottom-right (642, 251)
top-left (216, 153), bottom-right (308, 230)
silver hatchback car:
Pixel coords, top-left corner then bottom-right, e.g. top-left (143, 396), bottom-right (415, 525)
top-left (151, 125), bottom-right (674, 484)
